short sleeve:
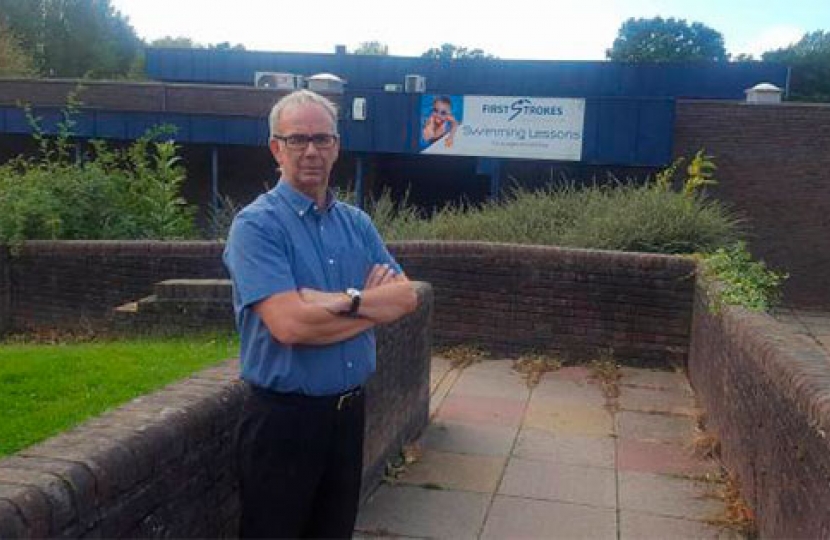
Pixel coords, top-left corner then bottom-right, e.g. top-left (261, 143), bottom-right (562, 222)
top-left (223, 213), bottom-right (296, 310)
top-left (357, 210), bottom-right (403, 274)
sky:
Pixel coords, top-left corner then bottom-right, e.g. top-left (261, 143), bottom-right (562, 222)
top-left (109, 0), bottom-right (827, 60)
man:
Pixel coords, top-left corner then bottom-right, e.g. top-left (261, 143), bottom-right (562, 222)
top-left (421, 95), bottom-right (458, 148)
top-left (223, 89), bottom-right (418, 539)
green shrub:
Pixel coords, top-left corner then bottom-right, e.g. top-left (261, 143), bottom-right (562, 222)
top-left (701, 241), bottom-right (787, 311)
top-left (371, 180), bottom-right (740, 255)
top-left (0, 104), bottom-right (196, 245)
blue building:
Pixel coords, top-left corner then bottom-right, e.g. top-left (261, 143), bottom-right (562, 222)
top-left (0, 47), bottom-right (789, 214)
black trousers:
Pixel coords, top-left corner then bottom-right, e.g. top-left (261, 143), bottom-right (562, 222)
top-left (235, 384), bottom-right (366, 539)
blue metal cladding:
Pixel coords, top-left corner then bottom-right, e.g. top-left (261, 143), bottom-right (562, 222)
top-left (0, 106), bottom-right (269, 147)
top-left (1, 50), bottom-right (785, 168)
top-left (138, 47), bottom-right (778, 167)
top-left (2, 94), bottom-right (674, 166)
top-left (145, 48), bottom-right (789, 100)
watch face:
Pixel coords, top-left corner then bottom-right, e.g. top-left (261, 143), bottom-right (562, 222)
top-left (347, 287), bottom-right (361, 298)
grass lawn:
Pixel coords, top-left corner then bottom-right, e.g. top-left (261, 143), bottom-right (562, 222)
top-left (0, 334), bottom-right (239, 458)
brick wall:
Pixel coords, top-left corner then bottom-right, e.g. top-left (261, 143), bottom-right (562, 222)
top-left (3, 241), bottom-right (695, 366)
top-left (674, 101), bottom-right (830, 309)
top-left (391, 242), bottom-right (695, 367)
top-left (0, 283), bottom-right (432, 538)
top-left (8, 241), bottom-right (226, 332)
top-left (689, 278), bottom-right (830, 538)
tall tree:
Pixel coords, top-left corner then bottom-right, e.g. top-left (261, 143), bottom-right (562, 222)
top-left (0, 18), bottom-right (38, 76)
top-left (607, 17), bottom-right (727, 62)
top-left (0, 0), bottom-right (142, 78)
top-left (763, 30), bottom-right (830, 102)
top-left (353, 41), bottom-right (389, 55)
top-left (421, 43), bottom-right (496, 60)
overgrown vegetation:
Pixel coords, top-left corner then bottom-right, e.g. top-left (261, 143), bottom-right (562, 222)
top-left (0, 96), bottom-right (197, 245)
top-left (588, 353), bottom-right (621, 400)
top-left (435, 344), bottom-right (489, 370)
top-left (0, 333), bottom-right (238, 457)
top-left (513, 352), bottom-right (563, 388)
top-left (700, 242), bottom-right (788, 311)
top-left (367, 151), bottom-right (784, 311)
top-left (371, 150), bottom-right (739, 256)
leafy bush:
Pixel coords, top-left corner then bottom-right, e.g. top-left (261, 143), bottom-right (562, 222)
top-left (701, 242), bottom-right (788, 311)
top-left (0, 108), bottom-right (196, 245)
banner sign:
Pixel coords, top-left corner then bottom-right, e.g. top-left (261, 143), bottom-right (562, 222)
top-left (419, 94), bottom-right (585, 160)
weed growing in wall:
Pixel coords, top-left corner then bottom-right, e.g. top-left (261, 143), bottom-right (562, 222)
top-left (700, 241), bottom-right (788, 311)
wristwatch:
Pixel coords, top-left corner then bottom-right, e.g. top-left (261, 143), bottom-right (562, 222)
top-left (344, 287), bottom-right (362, 316)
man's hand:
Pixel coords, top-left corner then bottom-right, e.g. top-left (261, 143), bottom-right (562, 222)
top-left (365, 263), bottom-right (404, 289)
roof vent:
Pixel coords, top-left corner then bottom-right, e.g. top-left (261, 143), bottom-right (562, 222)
top-left (307, 73), bottom-right (346, 94)
top-left (745, 83), bottom-right (783, 104)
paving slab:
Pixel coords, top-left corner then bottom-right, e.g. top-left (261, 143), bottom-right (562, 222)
top-left (429, 368), bottom-right (463, 418)
top-left (618, 385), bottom-right (699, 416)
top-left (462, 358), bottom-right (519, 377)
top-left (513, 429), bottom-right (615, 469)
top-left (617, 439), bottom-right (720, 476)
top-left (546, 365), bottom-right (593, 383)
top-left (358, 360), bottom-right (743, 539)
top-left (434, 395), bottom-right (526, 427)
top-left (451, 370), bottom-right (531, 400)
top-left (618, 471), bottom-right (725, 521)
top-left (499, 457), bottom-right (617, 508)
top-left (619, 367), bottom-right (691, 391)
top-left (530, 378), bottom-right (606, 407)
top-left (616, 410), bottom-right (697, 443)
top-left (421, 420), bottom-right (518, 457)
top-left (524, 402), bottom-right (614, 437)
top-left (620, 510), bottom-right (739, 540)
top-left (481, 495), bottom-right (616, 540)
top-left (396, 449), bottom-right (505, 493)
top-left (356, 484), bottom-right (489, 539)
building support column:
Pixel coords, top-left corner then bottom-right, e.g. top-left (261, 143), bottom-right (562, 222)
top-left (477, 157), bottom-right (502, 201)
top-left (355, 154), bottom-right (365, 209)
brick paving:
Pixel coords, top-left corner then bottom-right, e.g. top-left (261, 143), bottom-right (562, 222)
top-left (357, 356), bottom-right (743, 539)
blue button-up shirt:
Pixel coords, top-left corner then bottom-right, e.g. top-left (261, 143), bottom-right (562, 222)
top-left (223, 180), bottom-right (402, 396)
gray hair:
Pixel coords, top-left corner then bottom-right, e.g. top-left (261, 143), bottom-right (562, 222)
top-left (268, 90), bottom-right (338, 139)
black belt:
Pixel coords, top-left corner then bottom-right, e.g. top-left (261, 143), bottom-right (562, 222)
top-left (247, 383), bottom-right (364, 411)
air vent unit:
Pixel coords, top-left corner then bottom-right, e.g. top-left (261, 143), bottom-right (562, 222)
top-left (254, 72), bottom-right (303, 90)
top-left (404, 74), bottom-right (426, 93)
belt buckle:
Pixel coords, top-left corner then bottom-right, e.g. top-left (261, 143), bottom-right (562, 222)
top-left (336, 389), bottom-right (357, 410)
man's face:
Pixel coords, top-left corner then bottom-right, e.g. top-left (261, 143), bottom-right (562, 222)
top-left (269, 102), bottom-right (339, 197)
top-left (432, 101), bottom-right (451, 122)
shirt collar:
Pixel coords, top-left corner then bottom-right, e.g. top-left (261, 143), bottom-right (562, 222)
top-left (274, 179), bottom-right (337, 216)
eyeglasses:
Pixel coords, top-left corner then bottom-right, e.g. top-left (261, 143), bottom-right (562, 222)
top-left (432, 109), bottom-right (450, 116)
top-left (273, 133), bottom-right (339, 150)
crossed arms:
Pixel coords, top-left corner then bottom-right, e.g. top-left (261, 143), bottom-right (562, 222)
top-left (254, 264), bottom-right (418, 346)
